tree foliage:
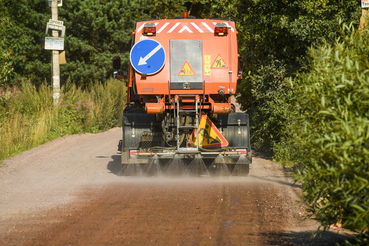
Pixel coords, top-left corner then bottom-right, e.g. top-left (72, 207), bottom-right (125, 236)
top-left (0, 0), bottom-right (195, 87)
top-left (288, 23), bottom-right (369, 242)
top-left (0, 17), bottom-right (14, 86)
top-left (233, 0), bottom-right (361, 152)
top-left (0, 0), bottom-right (50, 85)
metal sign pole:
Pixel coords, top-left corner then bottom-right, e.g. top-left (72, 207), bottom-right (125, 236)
top-left (51, 0), bottom-right (60, 103)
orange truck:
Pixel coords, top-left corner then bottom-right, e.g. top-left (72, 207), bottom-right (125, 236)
top-left (113, 12), bottom-right (251, 176)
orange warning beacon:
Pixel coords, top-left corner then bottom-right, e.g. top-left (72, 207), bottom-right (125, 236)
top-left (113, 13), bottom-right (252, 176)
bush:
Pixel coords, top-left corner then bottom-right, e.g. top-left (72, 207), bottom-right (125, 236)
top-left (238, 59), bottom-right (293, 154)
top-left (288, 23), bottom-right (369, 242)
top-left (0, 40), bottom-right (14, 86)
top-left (0, 78), bottom-right (126, 161)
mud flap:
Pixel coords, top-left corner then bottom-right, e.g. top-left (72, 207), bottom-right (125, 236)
top-left (216, 112), bottom-right (252, 164)
top-left (121, 105), bottom-right (160, 164)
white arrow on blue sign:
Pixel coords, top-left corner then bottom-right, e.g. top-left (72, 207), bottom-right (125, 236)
top-left (130, 39), bottom-right (166, 75)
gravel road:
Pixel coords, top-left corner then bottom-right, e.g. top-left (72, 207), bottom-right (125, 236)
top-left (0, 127), bottom-right (353, 245)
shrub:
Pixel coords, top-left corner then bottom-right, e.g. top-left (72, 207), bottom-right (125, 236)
top-left (0, 42), bottom-right (14, 86)
top-left (288, 23), bottom-right (369, 242)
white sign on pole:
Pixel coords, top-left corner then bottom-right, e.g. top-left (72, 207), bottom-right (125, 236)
top-left (362, 0), bottom-right (369, 8)
top-left (48, 23), bottom-right (63, 31)
top-left (48, 0), bottom-right (62, 7)
top-left (45, 23), bottom-right (66, 37)
top-left (49, 19), bottom-right (63, 26)
top-left (45, 37), bottom-right (64, 50)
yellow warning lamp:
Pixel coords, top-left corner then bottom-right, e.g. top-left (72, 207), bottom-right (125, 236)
top-left (142, 23), bottom-right (156, 36)
top-left (214, 23), bottom-right (228, 36)
top-left (182, 12), bottom-right (189, 18)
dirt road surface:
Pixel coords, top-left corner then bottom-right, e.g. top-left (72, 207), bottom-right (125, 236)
top-left (0, 128), bottom-right (352, 245)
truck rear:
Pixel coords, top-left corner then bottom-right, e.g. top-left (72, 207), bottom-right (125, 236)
top-left (113, 13), bottom-right (251, 176)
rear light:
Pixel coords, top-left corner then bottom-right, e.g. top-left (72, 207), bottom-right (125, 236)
top-left (129, 150), bottom-right (138, 156)
top-left (237, 149), bottom-right (247, 155)
top-left (214, 23), bottom-right (228, 36)
top-left (142, 23), bottom-right (156, 36)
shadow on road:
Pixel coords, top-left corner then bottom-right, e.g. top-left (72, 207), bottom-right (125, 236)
top-left (107, 155), bottom-right (122, 176)
top-left (262, 230), bottom-right (353, 246)
top-left (253, 151), bottom-right (273, 160)
top-left (249, 175), bottom-right (301, 189)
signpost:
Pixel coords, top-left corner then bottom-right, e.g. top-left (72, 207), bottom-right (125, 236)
top-left (45, 0), bottom-right (63, 103)
top-left (49, 19), bottom-right (63, 26)
top-left (48, 0), bottom-right (62, 7)
top-left (362, 0), bottom-right (369, 8)
top-left (45, 21), bottom-right (66, 37)
top-left (45, 37), bottom-right (64, 50)
top-left (130, 39), bottom-right (166, 75)
top-left (360, 1), bottom-right (369, 33)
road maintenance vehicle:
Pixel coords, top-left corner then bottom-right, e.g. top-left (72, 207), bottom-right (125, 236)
top-left (113, 12), bottom-right (251, 176)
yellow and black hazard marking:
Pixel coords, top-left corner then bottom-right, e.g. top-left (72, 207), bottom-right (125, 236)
top-left (178, 61), bottom-right (196, 76)
top-left (189, 113), bottom-right (228, 148)
top-left (211, 54), bottom-right (228, 69)
top-left (204, 55), bottom-right (211, 76)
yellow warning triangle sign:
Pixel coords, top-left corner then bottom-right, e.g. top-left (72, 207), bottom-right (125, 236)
top-left (178, 61), bottom-right (196, 76)
top-left (211, 54), bottom-right (227, 69)
top-left (189, 113), bottom-right (228, 148)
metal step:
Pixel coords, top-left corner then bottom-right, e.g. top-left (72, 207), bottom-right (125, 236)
top-left (178, 94), bottom-right (197, 97)
top-left (179, 110), bottom-right (196, 113)
top-left (176, 95), bottom-right (200, 151)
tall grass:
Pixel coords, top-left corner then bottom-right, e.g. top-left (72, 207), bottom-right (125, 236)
top-left (0, 78), bottom-right (126, 161)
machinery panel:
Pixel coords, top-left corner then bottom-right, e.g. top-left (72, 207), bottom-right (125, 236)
top-left (170, 39), bottom-right (203, 89)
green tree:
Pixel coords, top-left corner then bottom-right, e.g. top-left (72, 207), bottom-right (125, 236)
top-left (0, 15), bottom-right (14, 86)
top-left (0, 41), bottom-right (14, 87)
top-left (233, 0), bottom-right (360, 153)
top-left (289, 23), bottom-right (369, 242)
top-left (59, 0), bottom-right (192, 87)
top-left (0, 0), bottom-right (192, 87)
top-left (1, 0), bottom-right (51, 85)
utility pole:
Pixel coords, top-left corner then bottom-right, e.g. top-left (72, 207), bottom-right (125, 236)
top-left (51, 0), bottom-right (60, 103)
top-left (360, 0), bottom-right (369, 34)
top-left (359, 9), bottom-right (368, 34)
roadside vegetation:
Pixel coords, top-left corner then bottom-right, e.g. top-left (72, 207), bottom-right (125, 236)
top-left (0, 0), bottom-right (368, 244)
top-left (0, 79), bottom-right (126, 160)
top-left (278, 23), bottom-right (369, 245)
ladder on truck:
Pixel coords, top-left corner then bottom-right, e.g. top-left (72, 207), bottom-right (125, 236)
top-left (175, 95), bottom-right (200, 153)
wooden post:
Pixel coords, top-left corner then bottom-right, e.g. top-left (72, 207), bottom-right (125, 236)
top-left (51, 0), bottom-right (60, 103)
top-left (359, 8), bottom-right (369, 34)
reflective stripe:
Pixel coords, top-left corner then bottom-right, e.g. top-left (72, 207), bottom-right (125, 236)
top-left (136, 22), bottom-right (146, 33)
top-left (236, 149), bottom-right (247, 155)
top-left (191, 22), bottom-right (204, 33)
top-left (136, 21), bottom-right (235, 34)
top-left (157, 22), bottom-right (169, 33)
top-left (202, 22), bottom-right (214, 33)
top-left (129, 150), bottom-right (138, 156)
top-left (223, 22), bottom-right (235, 32)
top-left (168, 22), bottom-right (181, 33)
top-left (179, 25), bottom-right (193, 33)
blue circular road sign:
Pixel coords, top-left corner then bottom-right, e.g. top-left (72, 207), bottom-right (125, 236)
top-left (130, 39), bottom-right (166, 75)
